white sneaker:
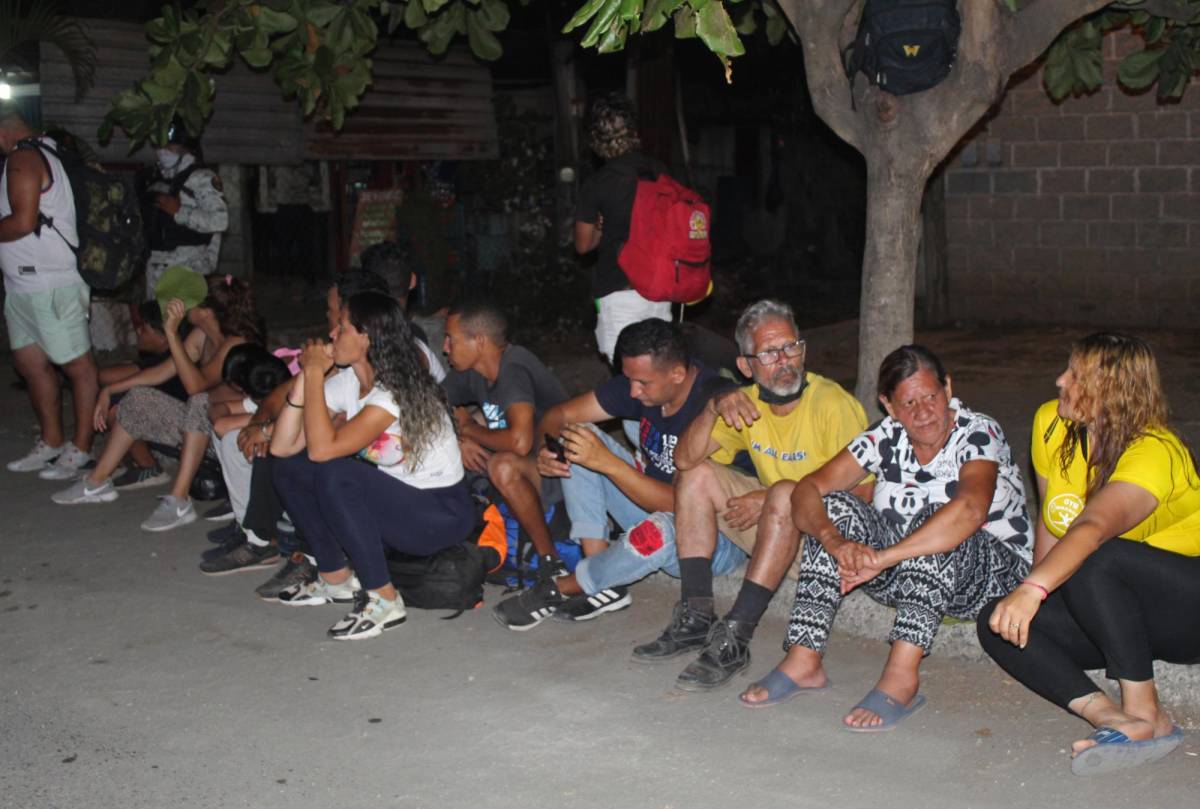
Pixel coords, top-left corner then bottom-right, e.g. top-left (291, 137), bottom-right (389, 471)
top-left (7, 439), bottom-right (62, 473)
top-left (38, 443), bottom-right (93, 481)
top-left (328, 590), bottom-right (407, 640)
top-left (52, 476), bottom-right (118, 505)
top-left (277, 574), bottom-right (361, 607)
top-left (140, 496), bottom-right (197, 532)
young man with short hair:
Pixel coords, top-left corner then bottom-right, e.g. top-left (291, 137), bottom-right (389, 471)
top-left (491, 319), bottom-right (735, 629)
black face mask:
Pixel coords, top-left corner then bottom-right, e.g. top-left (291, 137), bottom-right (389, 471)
top-left (758, 376), bottom-right (808, 406)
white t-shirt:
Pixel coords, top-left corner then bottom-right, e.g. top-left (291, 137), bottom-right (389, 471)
top-left (322, 367), bottom-right (463, 489)
top-left (417, 339), bottom-right (446, 382)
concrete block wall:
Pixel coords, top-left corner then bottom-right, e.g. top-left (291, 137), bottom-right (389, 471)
top-left (944, 32), bottom-right (1200, 329)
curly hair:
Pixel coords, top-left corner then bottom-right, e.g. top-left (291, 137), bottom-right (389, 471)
top-left (1058, 333), bottom-right (1175, 496)
top-left (202, 275), bottom-right (264, 343)
top-left (346, 292), bottom-right (453, 469)
top-left (587, 93), bottom-right (641, 160)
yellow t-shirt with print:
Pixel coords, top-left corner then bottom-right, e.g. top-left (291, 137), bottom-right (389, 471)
top-left (709, 372), bottom-right (867, 486)
top-left (1031, 399), bottom-right (1200, 556)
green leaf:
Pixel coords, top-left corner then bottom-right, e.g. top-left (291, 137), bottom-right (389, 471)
top-left (201, 31), bottom-right (233, 67)
top-left (674, 6), bottom-right (696, 38)
top-left (696, 1), bottom-right (744, 56)
top-left (241, 46), bottom-right (275, 68)
top-left (597, 19), bottom-right (628, 52)
top-left (478, 0), bottom-right (510, 31)
top-left (256, 5), bottom-right (299, 34)
top-left (405, 0), bottom-right (429, 28)
top-left (765, 12), bottom-right (786, 45)
top-left (1000, 0), bottom-right (1017, 11)
top-left (563, 0), bottom-right (608, 32)
top-left (1117, 48), bottom-right (1164, 90)
top-left (422, 0), bottom-right (453, 14)
top-left (733, 5), bottom-right (755, 35)
top-left (1144, 16), bottom-right (1166, 45)
top-left (581, 0), bottom-right (621, 46)
top-left (687, 0), bottom-right (710, 12)
top-left (304, 1), bottom-right (344, 28)
top-left (467, 10), bottom-right (504, 59)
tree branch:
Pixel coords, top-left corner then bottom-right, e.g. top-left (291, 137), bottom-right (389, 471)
top-left (1003, 0), bottom-right (1113, 75)
top-left (776, 0), bottom-right (865, 152)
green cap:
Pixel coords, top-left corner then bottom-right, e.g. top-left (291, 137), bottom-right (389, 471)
top-left (155, 265), bottom-right (209, 319)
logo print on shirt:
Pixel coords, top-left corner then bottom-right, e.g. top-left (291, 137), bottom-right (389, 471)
top-left (481, 402), bottom-right (507, 430)
top-left (1045, 493), bottom-right (1084, 534)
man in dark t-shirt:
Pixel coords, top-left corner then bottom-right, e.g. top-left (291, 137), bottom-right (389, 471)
top-left (441, 297), bottom-right (568, 500)
top-left (575, 93), bottom-right (672, 363)
top-left (491, 319), bottom-right (735, 630)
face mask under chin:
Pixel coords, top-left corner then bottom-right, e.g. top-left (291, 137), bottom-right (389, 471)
top-left (156, 150), bottom-right (182, 173)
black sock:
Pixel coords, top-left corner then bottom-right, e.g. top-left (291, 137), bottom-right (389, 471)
top-left (727, 581), bottom-right (772, 628)
top-left (679, 557), bottom-right (714, 603)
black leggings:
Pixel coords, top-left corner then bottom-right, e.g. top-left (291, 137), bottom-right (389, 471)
top-left (977, 538), bottom-right (1200, 710)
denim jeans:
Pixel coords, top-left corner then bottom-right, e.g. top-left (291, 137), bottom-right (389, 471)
top-left (562, 427), bottom-right (748, 594)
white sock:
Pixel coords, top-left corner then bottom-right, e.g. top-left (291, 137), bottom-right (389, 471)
top-left (244, 528), bottom-right (270, 548)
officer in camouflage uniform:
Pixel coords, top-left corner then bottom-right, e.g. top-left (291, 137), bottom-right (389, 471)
top-left (143, 119), bottom-right (228, 299)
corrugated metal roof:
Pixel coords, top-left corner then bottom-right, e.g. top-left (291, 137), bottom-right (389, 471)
top-left (40, 19), bottom-right (304, 165)
top-left (304, 43), bottom-right (498, 161)
top-left (41, 20), bottom-right (498, 164)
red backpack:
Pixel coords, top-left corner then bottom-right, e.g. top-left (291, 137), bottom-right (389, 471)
top-left (618, 172), bottom-right (712, 303)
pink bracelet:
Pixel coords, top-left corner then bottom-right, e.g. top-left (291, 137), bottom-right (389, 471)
top-left (1021, 580), bottom-right (1049, 601)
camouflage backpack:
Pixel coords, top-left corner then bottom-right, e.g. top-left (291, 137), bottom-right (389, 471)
top-left (17, 137), bottom-right (146, 291)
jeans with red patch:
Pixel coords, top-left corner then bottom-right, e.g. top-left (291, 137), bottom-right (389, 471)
top-left (560, 427), bottom-right (747, 593)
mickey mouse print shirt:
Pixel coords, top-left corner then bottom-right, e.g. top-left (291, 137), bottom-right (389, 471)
top-left (847, 398), bottom-right (1033, 563)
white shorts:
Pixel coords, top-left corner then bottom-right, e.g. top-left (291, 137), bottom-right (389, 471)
top-left (594, 289), bottom-right (671, 364)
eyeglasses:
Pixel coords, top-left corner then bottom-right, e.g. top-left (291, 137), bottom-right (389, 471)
top-left (743, 339), bottom-right (806, 366)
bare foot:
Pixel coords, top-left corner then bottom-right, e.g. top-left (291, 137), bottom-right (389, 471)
top-left (1072, 707), bottom-right (1175, 757)
top-left (740, 661), bottom-right (827, 705)
top-left (844, 668), bottom-right (919, 729)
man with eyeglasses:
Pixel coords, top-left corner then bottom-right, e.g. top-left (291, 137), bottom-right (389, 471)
top-left (632, 299), bottom-right (869, 692)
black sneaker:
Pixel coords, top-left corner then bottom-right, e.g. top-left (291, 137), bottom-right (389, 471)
top-left (199, 541), bottom-right (281, 576)
top-left (536, 554), bottom-right (569, 581)
top-left (631, 598), bottom-right (715, 662)
top-left (203, 500), bottom-right (235, 522)
top-left (203, 525), bottom-right (245, 561)
top-left (256, 553), bottom-right (318, 601)
top-left (674, 618), bottom-right (754, 691)
top-left (553, 587), bottom-right (632, 622)
top-left (492, 576), bottom-right (566, 631)
top-left (206, 521), bottom-right (241, 545)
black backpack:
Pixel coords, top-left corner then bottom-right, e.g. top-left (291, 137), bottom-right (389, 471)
top-left (388, 542), bottom-right (491, 619)
top-left (17, 137), bottom-right (146, 291)
top-left (843, 0), bottom-right (961, 98)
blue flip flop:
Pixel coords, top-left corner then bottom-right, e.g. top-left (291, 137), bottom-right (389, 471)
top-left (739, 667), bottom-right (831, 708)
top-left (1071, 725), bottom-right (1184, 776)
top-left (843, 688), bottom-right (927, 732)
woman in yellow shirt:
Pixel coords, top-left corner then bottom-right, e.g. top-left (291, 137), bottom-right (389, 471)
top-left (979, 333), bottom-right (1198, 776)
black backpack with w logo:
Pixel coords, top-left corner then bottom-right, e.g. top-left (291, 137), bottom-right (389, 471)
top-left (843, 0), bottom-right (961, 98)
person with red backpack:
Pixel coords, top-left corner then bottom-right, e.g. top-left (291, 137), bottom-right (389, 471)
top-left (575, 94), bottom-right (691, 364)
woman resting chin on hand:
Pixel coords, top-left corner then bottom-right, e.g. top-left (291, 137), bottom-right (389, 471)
top-left (268, 291), bottom-right (475, 641)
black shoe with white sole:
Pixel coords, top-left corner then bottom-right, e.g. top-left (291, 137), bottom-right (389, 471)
top-left (492, 576), bottom-right (566, 631)
top-left (553, 586), bottom-right (632, 622)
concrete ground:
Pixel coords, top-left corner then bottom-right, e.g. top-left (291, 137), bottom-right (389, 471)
top-left (2, 322), bottom-right (1199, 807)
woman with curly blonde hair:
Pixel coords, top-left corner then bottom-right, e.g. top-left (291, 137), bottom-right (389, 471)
top-left (979, 333), bottom-right (1200, 776)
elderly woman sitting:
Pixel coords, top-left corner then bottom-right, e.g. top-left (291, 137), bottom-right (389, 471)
top-left (739, 345), bottom-right (1033, 731)
top-left (979, 333), bottom-right (1198, 775)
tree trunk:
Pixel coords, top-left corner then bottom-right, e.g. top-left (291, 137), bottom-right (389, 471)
top-left (856, 158), bottom-right (926, 406)
top-left (776, 0), bottom-right (1114, 411)
top-left (918, 170), bottom-right (950, 328)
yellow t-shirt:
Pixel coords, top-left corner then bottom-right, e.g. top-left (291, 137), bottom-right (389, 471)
top-left (1031, 399), bottom-right (1200, 556)
top-left (709, 372), bottom-right (867, 486)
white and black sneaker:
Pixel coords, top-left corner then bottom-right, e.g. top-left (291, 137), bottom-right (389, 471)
top-left (553, 586), bottom-right (632, 622)
top-left (492, 576), bottom-right (566, 631)
top-left (277, 574), bottom-right (360, 606)
top-left (327, 590), bottom-right (406, 640)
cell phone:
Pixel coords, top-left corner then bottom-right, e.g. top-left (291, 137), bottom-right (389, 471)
top-left (544, 433), bottom-right (567, 463)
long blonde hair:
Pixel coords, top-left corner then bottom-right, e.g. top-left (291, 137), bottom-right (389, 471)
top-left (1058, 333), bottom-right (1170, 496)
